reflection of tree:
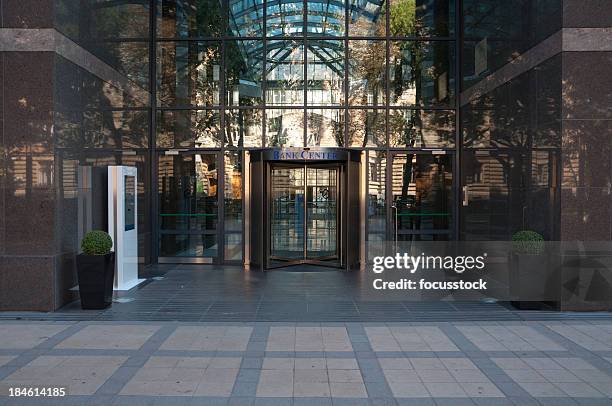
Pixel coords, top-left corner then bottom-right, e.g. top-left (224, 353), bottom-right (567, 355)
top-left (462, 56), bottom-right (562, 239)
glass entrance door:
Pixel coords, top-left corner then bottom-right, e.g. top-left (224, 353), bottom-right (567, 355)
top-left (389, 152), bottom-right (454, 241)
top-left (158, 152), bottom-right (220, 263)
top-left (269, 164), bottom-right (341, 267)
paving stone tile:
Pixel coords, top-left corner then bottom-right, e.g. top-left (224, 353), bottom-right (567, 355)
top-left (161, 326), bottom-right (253, 351)
top-left (396, 398), bottom-right (436, 405)
top-left (377, 358), bottom-right (413, 370)
top-left (517, 382), bottom-right (565, 397)
top-left (0, 325), bottom-right (70, 349)
top-left (262, 358), bottom-right (294, 370)
top-left (382, 369), bottom-right (420, 383)
top-left (56, 325), bottom-right (159, 350)
top-left (365, 327), bottom-right (457, 352)
top-left (546, 324), bottom-right (612, 351)
top-left (295, 358), bottom-right (327, 370)
top-left (329, 382), bottom-right (368, 398)
top-left (415, 369), bottom-right (455, 383)
top-left (422, 382), bottom-right (467, 397)
top-left (326, 359), bottom-right (359, 370)
top-left (253, 397), bottom-right (292, 406)
top-left (553, 382), bottom-right (605, 397)
top-left (387, 381), bottom-right (430, 398)
top-left (0, 355), bottom-right (126, 396)
top-left (328, 369), bottom-right (363, 383)
top-left (293, 398), bottom-right (333, 406)
top-left (457, 326), bottom-right (563, 352)
top-left (459, 382), bottom-right (505, 397)
top-left (293, 381), bottom-right (332, 397)
top-left (295, 369), bottom-right (328, 383)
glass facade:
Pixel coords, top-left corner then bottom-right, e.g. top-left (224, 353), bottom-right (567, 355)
top-left (44, 0), bottom-right (566, 266)
top-left (156, 0), bottom-right (458, 262)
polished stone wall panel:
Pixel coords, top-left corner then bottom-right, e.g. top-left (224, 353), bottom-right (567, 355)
top-left (0, 255), bottom-right (55, 311)
top-left (560, 187), bottom-right (612, 241)
top-left (562, 52), bottom-right (612, 120)
top-left (0, 188), bottom-right (5, 256)
top-left (563, 0), bottom-right (612, 28)
top-left (3, 52), bottom-right (54, 151)
top-left (54, 252), bottom-right (78, 309)
top-left (1, 0), bottom-right (54, 29)
top-left (562, 119), bottom-right (612, 188)
top-left (4, 186), bottom-right (56, 255)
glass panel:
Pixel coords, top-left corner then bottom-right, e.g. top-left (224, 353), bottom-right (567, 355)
top-left (226, 39), bottom-right (263, 106)
top-left (56, 110), bottom-right (149, 149)
top-left (307, 40), bottom-right (344, 106)
top-left (348, 109), bottom-right (386, 147)
top-left (367, 151), bottom-right (386, 257)
top-left (224, 152), bottom-right (243, 261)
top-left (389, 41), bottom-right (455, 107)
top-left (270, 166), bottom-right (305, 259)
top-left (266, 109), bottom-right (304, 147)
top-left (266, 0), bottom-right (304, 37)
top-left (391, 153), bottom-right (452, 237)
top-left (158, 153), bottom-right (218, 258)
top-left (229, 0), bottom-right (264, 37)
top-left (100, 42), bottom-right (150, 90)
top-left (158, 0), bottom-right (225, 38)
top-left (389, 0), bottom-right (454, 37)
top-left (158, 41), bottom-right (221, 107)
top-left (307, 0), bottom-right (346, 36)
top-left (225, 109), bottom-right (264, 147)
top-left (306, 109), bottom-right (344, 147)
top-left (157, 110), bottom-right (222, 148)
top-left (266, 40), bottom-right (305, 106)
top-left (349, 0), bottom-right (386, 36)
top-left (348, 40), bottom-right (385, 106)
top-left (306, 167), bottom-right (338, 258)
top-left (389, 109), bottom-right (455, 147)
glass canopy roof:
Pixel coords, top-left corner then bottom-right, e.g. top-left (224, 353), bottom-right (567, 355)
top-left (228, 0), bottom-right (385, 76)
top-left (229, 0), bottom-right (384, 37)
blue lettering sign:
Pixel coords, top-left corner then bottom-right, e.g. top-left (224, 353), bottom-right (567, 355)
top-left (269, 149), bottom-right (344, 161)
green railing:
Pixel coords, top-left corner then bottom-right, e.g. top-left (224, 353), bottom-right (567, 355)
top-left (397, 212), bottom-right (450, 217)
top-left (159, 213), bottom-right (217, 217)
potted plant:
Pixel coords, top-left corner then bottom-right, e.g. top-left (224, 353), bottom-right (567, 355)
top-left (76, 230), bottom-right (115, 309)
top-left (509, 230), bottom-right (557, 310)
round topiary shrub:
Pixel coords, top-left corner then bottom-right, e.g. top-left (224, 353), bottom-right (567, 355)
top-left (511, 230), bottom-right (544, 255)
top-left (81, 230), bottom-right (113, 255)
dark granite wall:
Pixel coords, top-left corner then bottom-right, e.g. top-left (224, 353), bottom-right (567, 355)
top-left (0, 51), bottom-right (58, 310)
top-left (0, 1), bottom-right (152, 311)
top-left (559, 1), bottom-right (612, 241)
top-left (560, 51), bottom-right (612, 241)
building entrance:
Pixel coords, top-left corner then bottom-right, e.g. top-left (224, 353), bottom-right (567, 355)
top-left (248, 148), bottom-right (361, 271)
top-left (269, 164), bottom-right (341, 267)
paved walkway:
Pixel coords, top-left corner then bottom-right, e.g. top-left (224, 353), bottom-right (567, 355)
top-left (1, 320), bottom-right (612, 405)
top-left (1, 265), bottom-right (581, 322)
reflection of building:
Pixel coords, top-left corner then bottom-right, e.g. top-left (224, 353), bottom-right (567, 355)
top-left (1, 1), bottom-right (610, 311)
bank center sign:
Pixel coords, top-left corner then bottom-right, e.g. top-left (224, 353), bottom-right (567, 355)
top-left (265, 148), bottom-right (347, 161)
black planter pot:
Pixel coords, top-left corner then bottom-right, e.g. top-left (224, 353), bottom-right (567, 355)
top-left (76, 253), bottom-right (115, 309)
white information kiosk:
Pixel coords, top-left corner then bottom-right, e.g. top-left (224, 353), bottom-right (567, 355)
top-left (108, 166), bottom-right (145, 290)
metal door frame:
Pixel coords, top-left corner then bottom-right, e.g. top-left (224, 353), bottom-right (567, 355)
top-left (266, 161), bottom-right (344, 269)
top-left (386, 150), bottom-right (456, 243)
